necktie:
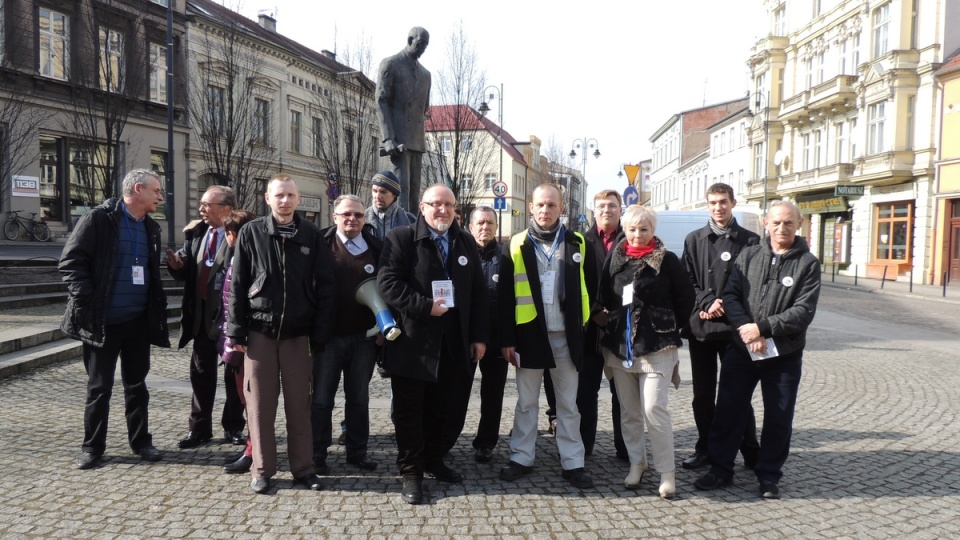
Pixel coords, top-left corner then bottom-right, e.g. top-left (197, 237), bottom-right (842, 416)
top-left (199, 229), bottom-right (217, 300)
top-left (435, 236), bottom-right (449, 276)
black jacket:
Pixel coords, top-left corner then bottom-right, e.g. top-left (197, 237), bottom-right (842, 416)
top-left (598, 238), bottom-right (694, 360)
top-left (477, 239), bottom-right (502, 352)
top-left (59, 198), bottom-right (170, 349)
top-left (723, 236), bottom-right (821, 356)
top-left (377, 216), bottom-right (488, 382)
top-left (681, 219), bottom-right (760, 341)
top-left (169, 220), bottom-right (229, 347)
top-left (497, 227), bottom-right (592, 371)
top-left (227, 214), bottom-right (336, 346)
top-left (583, 222), bottom-right (623, 355)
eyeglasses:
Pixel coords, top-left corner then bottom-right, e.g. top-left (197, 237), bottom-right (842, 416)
top-left (200, 201), bottom-right (227, 208)
top-left (336, 212), bottom-right (365, 219)
top-left (422, 201), bottom-right (455, 211)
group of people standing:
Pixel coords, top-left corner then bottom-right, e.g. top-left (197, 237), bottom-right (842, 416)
top-left (60, 168), bottom-right (819, 503)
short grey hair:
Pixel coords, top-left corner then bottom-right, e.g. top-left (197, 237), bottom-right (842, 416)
top-left (622, 204), bottom-right (658, 231)
top-left (206, 185), bottom-right (237, 208)
top-left (469, 206), bottom-right (496, 223)
top-left (767, 200), bottom-right (801, 220)
top-left (333, 194), bottom-right (363, 209)
top-left (121, 169), bottom-right (161, 197)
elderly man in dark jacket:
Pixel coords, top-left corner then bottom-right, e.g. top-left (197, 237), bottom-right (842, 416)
top-left (377, 184), bottom-right (487, 504)
top-left (680, 183), bottom-right (761, 471)
top-left (694, 201), bottom-right (820, 500)
top-left (59, 169), bottom-right (170, 470)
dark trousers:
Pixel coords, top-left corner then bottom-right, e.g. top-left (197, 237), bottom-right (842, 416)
top-left (81, 313), bottom-right (152, 455)
top-left (391, 348), bottom-right (458, 477)
top-left (546, 359), bottom-right (626, 457)
top-left (689, 338), bottom-right (759, 457)
top-left (188, 331), bottom-right (245, 435)
top-left (311, 333), bottom-right (377, 462)
top-left (472, 352), bottom-right (509, 450)
top-left (708, 347), bottom-right (803, 484)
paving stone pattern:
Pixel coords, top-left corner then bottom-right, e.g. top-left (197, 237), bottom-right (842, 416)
top-left (0, 286), bottom-right (958, 538)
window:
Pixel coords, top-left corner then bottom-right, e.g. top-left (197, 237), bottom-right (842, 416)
top-left (150, 151), bottom-right (167, 220)
top-left (774, 6), bottom-right (786, 36)
top-left (839, 39), bottom-right (848, 74)
top-left (874, 202), bottom-right (912, 261)
top-left (802, 133), bottom-right (811, 170)
top-left (814, 130), bottom-right (823, 168)
top-left (867, 102), bottom-right (886, 154)
top-left (206, 86), bottom-right (225, 136)
top-left (813, 0), bottom-right (822, 16)
top-left (39, 8), bottom-right (69, 80)
top-left (485, 173), bottom-right (497, 190)
top-left (39, 136), bottom-right (62, 221)
top-left (720, 132), bottom-right (727, 154)
top-left (69, 141), bottom-right (112, 211)
top-left (345, 127), bottom-right (354, 165)
top-left (906, 96), bottom-right (915, 150)
top-left (312, 117), bottom-right (322, 157)
top-left (873, 3), bottom-right (890, 58)
top-left (835, 123), bottom-right (846, 163)
top-left (252, 99), bottom-right (269, 145)
top-left (459, 174), bottom-right (473, 194)
top-left (462, 135), bottom-right (473, 152)
top-left (148, 43), bottom-right (166, 103)
top-left (754, 142), bottom-right (765, 180)
top-left (850, 119), bottom-right (858, 158)
top-left (290, 110), bottom-right (301, 153)
top-left (816, 51), bottom-right (825, 85)
top-left (98, 27), bottom-right (124, 92)
top-left (910, 0), bottom-right (919, 49)
top-left (805, 57), bottom-right (814, 90)
top-left (440, 135), bottom-right (451, 154)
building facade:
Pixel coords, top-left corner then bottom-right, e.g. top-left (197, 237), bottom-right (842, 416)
top-left (932, 49), bottom-right (960, 285)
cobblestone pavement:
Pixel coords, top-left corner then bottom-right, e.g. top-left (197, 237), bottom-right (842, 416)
top-left (1, 286), bottom-right (959, 538)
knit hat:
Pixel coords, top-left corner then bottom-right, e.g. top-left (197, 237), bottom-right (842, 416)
top-left (371, 170), bottom-right (401, 197)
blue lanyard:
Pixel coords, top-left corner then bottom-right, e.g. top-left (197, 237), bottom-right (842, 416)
top-left (623, 307), bottom-right (634, 369)
top-left (528, 225), bottom-right (565, 265)
top-left (120, 202), bottom-right (140, 265)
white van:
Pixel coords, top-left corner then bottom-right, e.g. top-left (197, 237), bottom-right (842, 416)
top-left (654, 210), bottom-right (764, 257)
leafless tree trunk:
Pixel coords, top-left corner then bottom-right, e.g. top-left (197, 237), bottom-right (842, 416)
top-left (186, 18), bottom-right (277, 210)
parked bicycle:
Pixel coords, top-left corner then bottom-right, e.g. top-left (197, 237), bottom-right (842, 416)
top-left (3, 210), bottom-right (51, 242)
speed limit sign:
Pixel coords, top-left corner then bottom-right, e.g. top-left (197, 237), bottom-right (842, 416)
top-left (492, 181), bottom-right (508, 197)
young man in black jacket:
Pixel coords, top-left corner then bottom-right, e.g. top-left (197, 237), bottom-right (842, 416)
top-left (681, 183), bottom-right (760, 471)
top-left (60, 169), bottom-right (170, 470)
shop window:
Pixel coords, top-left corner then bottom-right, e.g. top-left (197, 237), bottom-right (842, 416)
top-left (874, 201), bottom-right (912, 261)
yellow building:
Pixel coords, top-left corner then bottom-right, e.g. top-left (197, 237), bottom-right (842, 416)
top-left (932, 50), bottom-right (960, 286)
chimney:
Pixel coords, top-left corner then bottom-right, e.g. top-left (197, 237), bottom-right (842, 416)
top-left (321, 50), bottom-right (336, 61)
top-left (258, 12), bottom-right (276, 33)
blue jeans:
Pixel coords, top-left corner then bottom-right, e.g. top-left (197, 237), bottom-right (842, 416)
top-left (311, 333), bottom-right (377, 462)
top-left (707, 346), bottom-right (803, 484)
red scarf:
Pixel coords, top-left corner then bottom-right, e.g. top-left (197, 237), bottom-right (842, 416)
top-left (624, 238), bottom-right (656, 259)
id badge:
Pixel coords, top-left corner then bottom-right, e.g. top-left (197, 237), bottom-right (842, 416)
top-left (540, 270), bottom-right (556, 305)
top-left (132, 265), bottom-right (145, 285)
top-left (432, 279), bottom-right (455, 308)
top-left (622, 283), bottom-right (634, 306)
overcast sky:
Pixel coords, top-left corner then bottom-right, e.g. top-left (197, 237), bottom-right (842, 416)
top-left (240, 0), bottom-right (768, 200)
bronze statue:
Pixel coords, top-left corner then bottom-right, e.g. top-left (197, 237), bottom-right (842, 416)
top-left (376, 27), bottom-right (431, 212)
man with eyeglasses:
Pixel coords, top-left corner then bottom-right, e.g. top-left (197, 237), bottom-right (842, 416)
top-left (310, 195), bottom-right (383, 476)
top-left (166, 185), bottom-right (247, 451)
top-left (377, 185), bottom-right (488, 504)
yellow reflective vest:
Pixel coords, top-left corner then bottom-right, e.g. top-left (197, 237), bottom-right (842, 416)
top-left (509, 229), bottom-right (590, 326)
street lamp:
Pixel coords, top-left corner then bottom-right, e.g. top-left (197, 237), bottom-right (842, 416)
top-left (753, 90), bottom-right (770, 212)
top-left (478, 83), bottom-right (504, 242)
top-left (569, 138), bottom-right (601, 231)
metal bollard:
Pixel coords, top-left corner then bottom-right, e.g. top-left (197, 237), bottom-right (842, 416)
top-left (945, 272), bottom-right (949, 298)
top-left (881, 265), bottom-right (888, 289)
top-left (855, 265), bottom-right (859, 286)
top-left (909, 267), bottom-right (914, 293)
top-left (832, 263), bottom-right (837, 283)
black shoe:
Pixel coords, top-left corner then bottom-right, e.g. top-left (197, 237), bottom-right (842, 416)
top-left (223, 450), bottom-right (245, 465)
top-left (378, 366), bottom-right (392, 379)
top-left (314, 460), bottom-right (330, 475)
top-left (136, 445), bottom-right (162, 462)
top-left (76, 452), bottom-right (102, 470)
top-left (474, 448), bottom-right (494, 463)
top-left (251, 477), bottom-right (271, 494)
top-left (694, 471), bottom-right (733, 490)
top-left (223, 455), bottom-right (252, 474)
top-left (295, 473), bottom-right (323, 491)
top-left (499, 461), bottom-right (533, 481)
top-left (561, 467), bottom-right (594, 489)
top-left (346, 456), bottom-right (378, 471)
top-left (401, 475), bottom-right (423, 504)
top-left (178, 431), bottom-right (212, 449)
top-left (759, 481), bottom-right (780, 499)
top-left (682, 453), bottom-right (710, 470)
top-left (224, 430), bottom-right (246, 446)
top-left (426, 462), bottom-right (463, 483)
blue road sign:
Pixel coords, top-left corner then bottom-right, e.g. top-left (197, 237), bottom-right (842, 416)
top-left (623, 186), bottom-right (639, 206)
top-left (577, 213), bottom-right (587, 224)
top-left (493, 197), bottom-right (506, 210)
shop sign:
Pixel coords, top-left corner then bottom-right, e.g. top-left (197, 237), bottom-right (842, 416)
top-left (796, 194), bottom-right (848, 215)
top-left (834, 185), bottom-right (864, 197)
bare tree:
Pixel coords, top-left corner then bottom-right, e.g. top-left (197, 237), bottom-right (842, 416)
top-left (0, 2), bottom-right (46, 210)
top-left (310, 40), bottom-right (379, 201)
top-left (431, 21), bottom-right (497, 211)
top-left (186, 16), bottom-right (277, 210)
top-left (61, 1), bottom-right (147, 203)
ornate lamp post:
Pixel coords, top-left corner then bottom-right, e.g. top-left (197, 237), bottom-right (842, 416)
top-left (569, 138), bottom-right (601, 231)
top-left (478, 83), bottom-right (504, 241)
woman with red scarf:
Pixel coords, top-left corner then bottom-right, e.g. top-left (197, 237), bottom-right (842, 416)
top-left (598, 205), bottom-right (695, 499)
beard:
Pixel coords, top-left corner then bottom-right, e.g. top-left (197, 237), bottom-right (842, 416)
top-left (433, 221), bottom-right (450, 233)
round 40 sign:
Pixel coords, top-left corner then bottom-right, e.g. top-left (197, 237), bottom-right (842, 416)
top-left (492, 181), bottom-right (508, 198)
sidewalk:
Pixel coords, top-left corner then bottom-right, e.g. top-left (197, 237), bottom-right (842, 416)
top-left (820, 267), bottom-right (960, 305)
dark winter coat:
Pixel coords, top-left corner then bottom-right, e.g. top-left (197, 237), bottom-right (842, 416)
top-left (477, 239), bottom-right (502, 352)
top-left (583, 222), bottom-right (623, 355)
top-left (169, 219), bottom-right (229, 348)
top-left (681, 219), bottom-right (760, 341)
top-left (376, 216), bottom-right (488, 382)
top-left (723, 236), bottom-right (821, 356)
top-left (226, 214), bottom-right (336, 347)
top-left (598, 238), bottom-right (695, 361)
top-left (497, 227), bottom-right (592, 371)
top-left (59, 198), bottom-right (170, 349)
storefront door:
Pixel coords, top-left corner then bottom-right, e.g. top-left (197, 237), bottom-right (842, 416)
top-left (949, 202), bottom-right (960, 285)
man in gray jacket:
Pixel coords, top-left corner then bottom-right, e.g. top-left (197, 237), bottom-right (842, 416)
top-left (694, 200), bottom-right (820, 500)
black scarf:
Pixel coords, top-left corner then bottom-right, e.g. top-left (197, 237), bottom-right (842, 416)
top-left (528, 219), bottom-right (563, 243)
top-left (709, 216), bottom-right (737, 237)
